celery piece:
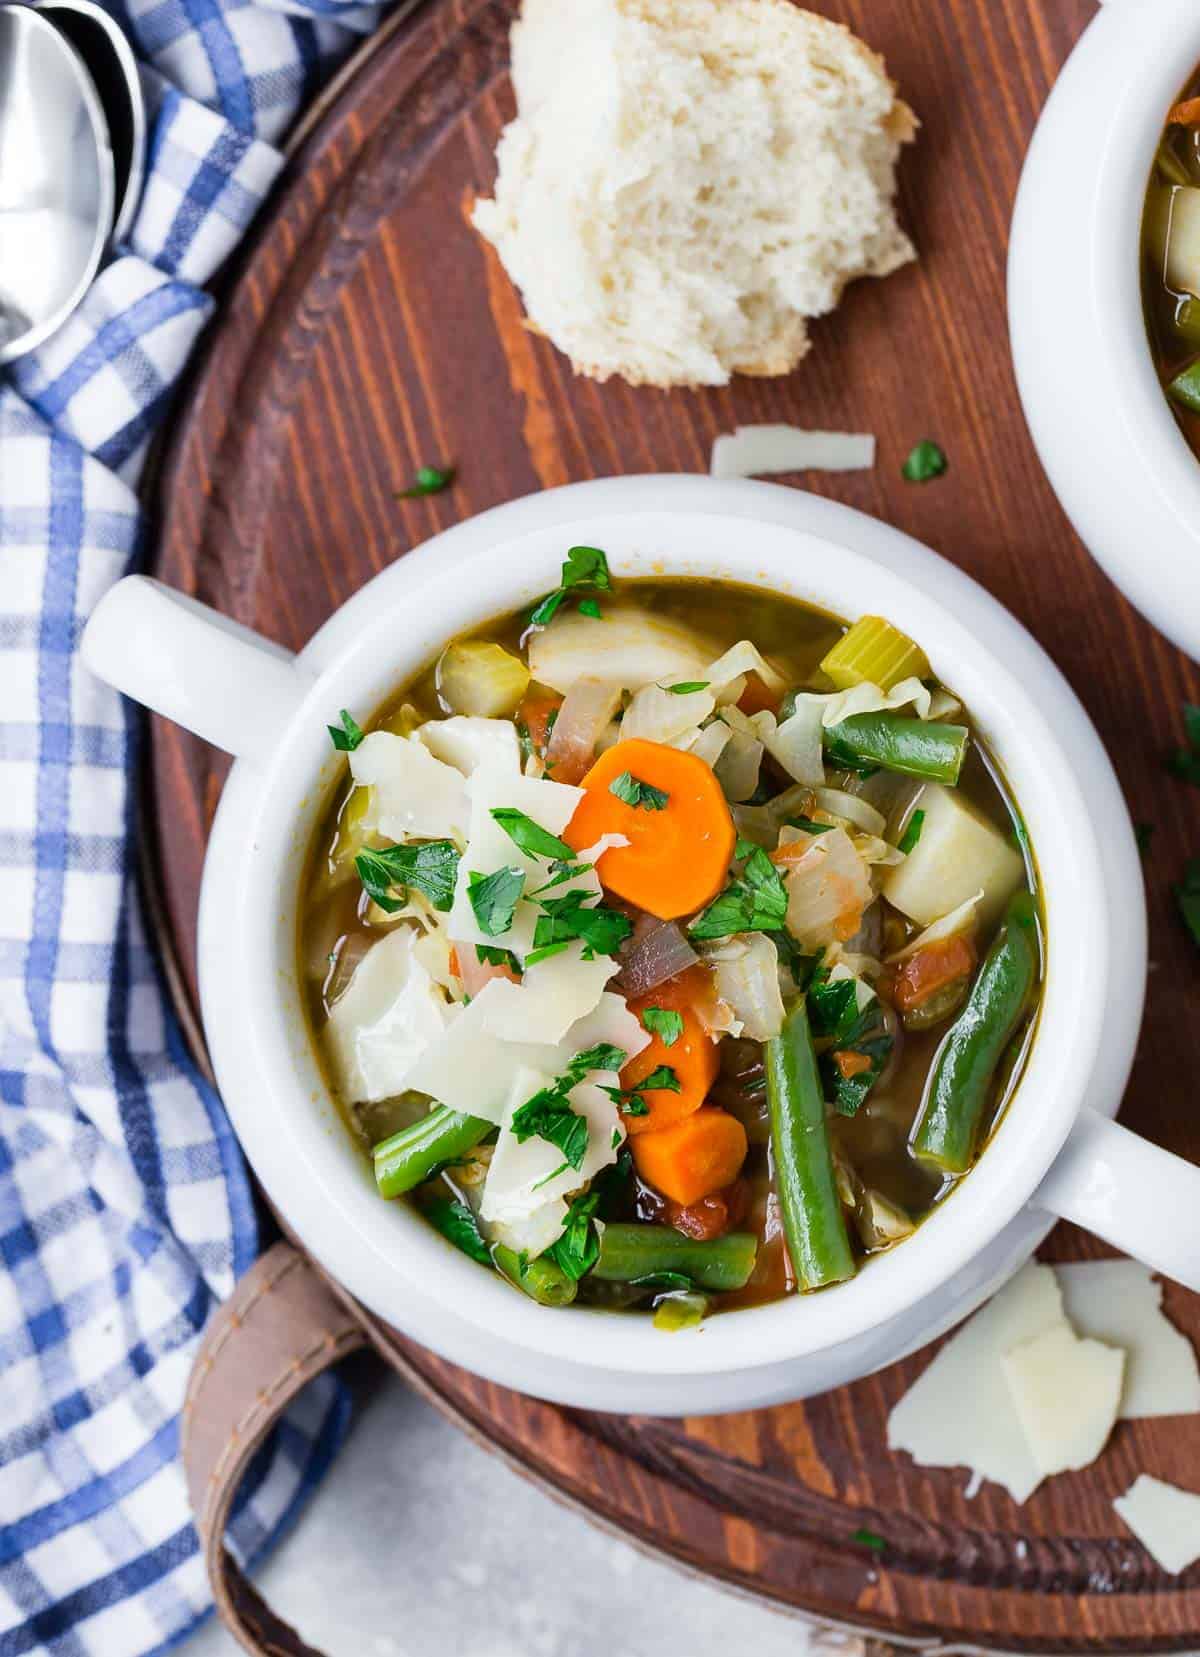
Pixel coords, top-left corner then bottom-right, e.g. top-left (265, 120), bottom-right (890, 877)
top-left (819, 616), bottom-right (931, 693)
top-left (1169, 359), bottom-right (1200, 415)
top-left (653, 1291), bottom-right (708, 1331)
top-left (436, 640), bottom-right (530, 717)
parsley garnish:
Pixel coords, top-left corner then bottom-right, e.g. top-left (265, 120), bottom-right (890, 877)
top-left (1174, 860), bottom-right (1200, 951)
top-left (490, 807), bottom-right (574, 861)
top-left (668, 681), bottom-right (709, 694)
top-left (475, 944), bottom-right (520, 970)
top-left (578, 597), bottom-right (602, 620)
top-left (467, 865), bottom-right (525, 936)
top-left (689, 843), bottom-right (788, 941)
top-left (898, 809), bottom-right (925, 856)
top-left (424, 1198), bottom-right (490, 1265)
top-left (547, 1189), bottom-right (603, 1280)
top-left (851, 1528), bottom-right (886, 1553)
top-left (355, 840), bottom-right (459, 913)
top-left (641, 1007), bottom-right (683, 1046)
top-left (808, 968), bottom-right (893, 1116)
top-left (531, 888), bottom-right (632, 960)
top-left (609, 771), bottom-right (669, 811)
top-left (1168, 703), bottom-right (1200, 786)
top-left (570, 1042), bottom-right (629, 1075)
top-left (901, 440), bottom-right (947, 484)
top-left (510, 1044), bottom-right (629, 1171)
top-left (327, 709), bottom-right (364, 752)
top-left (529, 546), bottom-right (612, 627)
top-left (786, 816), bottom-right (835, 837)
top-left (638, 1065), bottom-right (681, 1093)
top-left (530, 859), bottom-right (590, 896)
top-left (396, 464), bottom-right (455, 499)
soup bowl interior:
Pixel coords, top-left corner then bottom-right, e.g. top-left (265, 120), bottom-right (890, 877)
top-left (198, 485), bottom-right (1118, 1384)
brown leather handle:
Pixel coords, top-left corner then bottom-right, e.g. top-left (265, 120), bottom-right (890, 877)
top-left (182, 1243), bottom-right (367, 1656)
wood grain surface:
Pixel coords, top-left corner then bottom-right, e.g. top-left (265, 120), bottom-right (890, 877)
top-left (145, 0), bottom-right (1200, 1647)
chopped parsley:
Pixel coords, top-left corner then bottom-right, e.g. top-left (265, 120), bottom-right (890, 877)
top-left (396, 464), bottom-right (455, 499)
top-left (1174, 859), bottom-right (1200, 951)
top-left (529, 859), bottom-right (591, 896)
top-left (608, 771), bottom-right (670, 811)
top-left (638, 1065), bottom-right (681, 1093)
top-left (355, 840), bottom-right (459, 913)
top-left (600, 1085), bottom-right (651, 1117)
top-left (547, 1189), bottom-right (603, 1280)
top-left (689, 841), bottom-right (788, 941)
top-left (530, 888), bottom-right (632, 961)
top-left (467, 865), bottom-right (525, 936)
top-left (808, 967), bottom-right (893, 1116)
top-left (510, 1044), bottom-right (629, 1171)
top-left (490, 807), bottom-right (574, 861)
top-left (901, 440), bottom-right (947, 484)
top-left (327, 709), bottom-right (364, 752)
top-left (897, 808), bottom-right (925, 856)
top-left (529, 546), bottom-right (612, 627)
top-left (786, 816), bottom-right (835, 837)
top-left (641, 1007), bottom-right (683, 1046)
top-left (475, 944), bottom-right (520, 970)
top-left (668, 681), bottom-right (709, 695)
top-left (1168, 703), bottom-right (1200, 786)
top-left (424, 1198), bottom-right (490, 1266)
top-left (851, 1528), bottom-right (886, 1553)
top-left (578, 597), bottom-right (602, 620)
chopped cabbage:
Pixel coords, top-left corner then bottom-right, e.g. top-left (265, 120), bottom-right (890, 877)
top-left (784, 827), bottom-right (874, 951)
top-left (704, 639), bottom-right (788, 700)
top-left (713, 707), bottom-right (774, 802)
top-left (325, 929), bottom-right (453, 1103)
top-left (764, 701), bottom-right (824, 786)
top-left (527, 605), bottom-right (718, 694)
top-left (812, 786), bottom-right (886, 837)
top-left (809, 676), bottom-right (957, 729)
top-left (887, 890), bottom-right (984, 962)
top-left (621, 683), bottom-right (715, 744)
top-left (702, 934), bottom-right (785, 1040)
top-left (685, 721), bottom-right (733, 770)
top-left (416, 716), bottom-right (521, 777)
top-left (350, 731), bottom-right (469, 843)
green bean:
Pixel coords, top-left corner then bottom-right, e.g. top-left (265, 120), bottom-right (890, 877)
top-left (910, 889), bottom-right (1040, 1174)
top-left (823, 712), bottom-right (968, 785)
top-left (1169, 359), bottom-right (1200, 415)
top-left (492, 1245), bottom-right (577, 1307)
top-left (593, 1224), bottom-right (757, 1292)
top-left (765, 1002), bottom-right (857, 1290)
top-left (373, 1105), bottom-right (490, 1199)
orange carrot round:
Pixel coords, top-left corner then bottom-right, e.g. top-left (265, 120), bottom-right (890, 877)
top-left (563, 738), bottom-right (735, 921)
top-left (621, 968), bottom-right (720, 1136)
top-left (632, 1107), bottom-right (748, 1207)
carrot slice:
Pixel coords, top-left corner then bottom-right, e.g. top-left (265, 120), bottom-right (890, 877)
top-left (632, 1107), bottom-right (748, 1207)
top-left (620, 967), bottom-right (720, 1136)
top-left (563, 738), bottom-right (735, 921)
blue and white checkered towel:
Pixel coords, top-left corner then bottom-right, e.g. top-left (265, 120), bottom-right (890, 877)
top-left (0, 2), bottom-right (404, 1650)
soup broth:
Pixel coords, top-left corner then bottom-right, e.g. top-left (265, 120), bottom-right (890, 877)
top-left (1143, 70), bottom-right (1200, 453)
top-left (299, 566), bottom-right (1042, 1324)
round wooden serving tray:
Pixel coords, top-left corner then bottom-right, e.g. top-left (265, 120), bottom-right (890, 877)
top-left (147, 0), bottom-right (1200, 1648)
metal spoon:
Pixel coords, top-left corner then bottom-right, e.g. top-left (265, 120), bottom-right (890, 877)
top-left (0, 4), bottom-right (115, 363)
top-left (36, 0), bottom-right (145, 244)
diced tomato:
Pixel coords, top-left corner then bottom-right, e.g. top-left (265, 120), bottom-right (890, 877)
top-left (516, 689), bottom-right (563, 752)
top-left (892, 934), bottom-right (976, 1013)
top-left (833, 1049), bottom-right (873, 1081)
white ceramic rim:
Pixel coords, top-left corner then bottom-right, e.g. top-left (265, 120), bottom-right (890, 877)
top-left (1094, 0), bottom-right (1200, 576)
top-left (197, 477), bottom-right (1118, 1379)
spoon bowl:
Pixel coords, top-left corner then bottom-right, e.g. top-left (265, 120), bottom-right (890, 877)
top-left (0, 4), bottom-right (114, 363)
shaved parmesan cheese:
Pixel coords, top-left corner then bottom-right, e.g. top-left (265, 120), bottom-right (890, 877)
top-left (888, 1262), bottom-right (1065, 1503)
top-left (448, 764), bottom-right (584, 957)
top-left (887, 890), bottom-right (983, 962)
top-left (481, 943), bottom-right (616, 1045)
top-left (412, 926), bottom-right (458, 995)
top-left (528, 606), bottom-right (718, 695)
top-left (325, 930), bottom-right (453, 1103)
top-left (481, 1073), bottom-right (625, 1225)
top-left (484, 1199), bottom-right (568, 1260)
top-left (1056, 1261), bottom-right (1200, 1419)
top-left (710, 425), bottom-right (875, 480)
top-left (704, 639), bottom-right (788, 697)
top-left (401, 981), bottom-right (564, 1124)
top-left (416, 716), bottom-right (521, 777)
top-left (351, 731), bottom-right (469, 843)
top-left (763, 701), bottom-right (824, 786)
top-left (1002, 1324), bottom-right (1123, 1478)
top-left (621, 683), bottom-right (715, 744)
top-left (1114, 1476), bottom-right (1200, 1574)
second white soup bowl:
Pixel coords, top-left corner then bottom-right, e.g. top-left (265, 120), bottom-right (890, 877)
top-left (83, 476), bottom-right (1180, 1414)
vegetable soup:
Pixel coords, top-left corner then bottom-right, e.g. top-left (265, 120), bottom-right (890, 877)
top-left (1143, 72), bottom-right (1200, 449)
top-left (299, 551), bottom-right (1042, 1327)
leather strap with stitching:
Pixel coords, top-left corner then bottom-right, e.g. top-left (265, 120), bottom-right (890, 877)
top-left (182, 1242), bottom-right (367, 1656)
